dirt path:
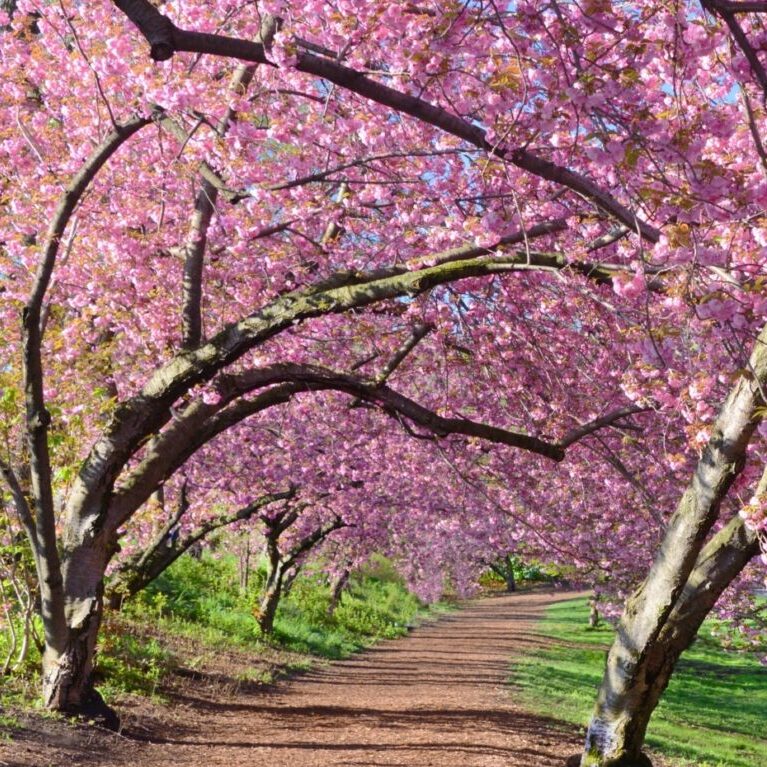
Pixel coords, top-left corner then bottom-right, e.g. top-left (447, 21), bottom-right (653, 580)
top-left (4, 590), bottom-right (585, 767)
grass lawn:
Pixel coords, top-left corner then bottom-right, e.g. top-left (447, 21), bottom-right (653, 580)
top-left (511, 598), bottom-right (767, 767)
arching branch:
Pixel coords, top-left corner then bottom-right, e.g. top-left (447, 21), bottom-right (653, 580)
top-left (111, 0), bottom-right (660, 242)
top-left (108, 484), bottom-right (296, 602)
top-left (22, 113), bottom-right (155, 653)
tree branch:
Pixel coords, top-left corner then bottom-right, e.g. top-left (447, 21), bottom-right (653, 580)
top-left (702, 0), bottom-right (767, 95)
top-left (374, 323), bottom-right (433, 386)
top-left (0, 459), bottom-right (37, 554)
top-left (181, 18), bottom-right (276, 349)
top-left (22, 113), bottom-right (154, 651)
top-left (111, 0), bottom-right (660, 242)
top-left (704, 1), bottom-right (767, 13)
top-left (67, 247), bottom-right (584, 535)
top-left (110, 485), bottom-right (296, 599)
top-left (284, 514), bottom-right (346, 570)
top-left (559, 406), bottom-right (650, 449)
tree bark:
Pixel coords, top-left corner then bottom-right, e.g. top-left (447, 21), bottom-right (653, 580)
top-left (257, 565), bottom-right (285, 635)
top-left (41, 533), bottom-right (119, 727)
top-left (580, 449), bottom-right (767, 767)
top-left (328, 568), bottom-right (351, 616)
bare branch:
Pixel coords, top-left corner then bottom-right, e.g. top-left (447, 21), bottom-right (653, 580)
top-left (181, 18), bottom-right (276, 349)
top-left (560, 406), bottom-right (650, 449)
top-left (374, 323), bottom-right (433, 385)
top-left (586, 226), bottom-right (630, 252)
top-left (181, 178), bottom-right (217, 349)
top-left (284, 514), bottom-right (346, 569)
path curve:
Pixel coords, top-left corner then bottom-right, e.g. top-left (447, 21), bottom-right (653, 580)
top-left (143, 590), bottom-right (582, 766)
top-left (3, 590), bottom-right (586, 767)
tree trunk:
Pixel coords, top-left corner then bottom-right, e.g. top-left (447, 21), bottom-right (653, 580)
top-left (588, 598), bottom-right (600, 628)
top-left (578, 327), bottom-right (767, 767)
top-left (506, 567), bottom-right (516, 593)
top-left (328, 568), bottom-right (350, 616)
top-left (579, 514), bottom-right (760, 767)
top-left (257, 568), bottom-right (283, 635)
top-left (41, 592), bottom-right (101, 710)
top-left (40, 531), bottom-right (119, 728)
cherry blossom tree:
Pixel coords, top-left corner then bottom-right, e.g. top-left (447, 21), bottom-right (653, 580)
top-left (1, 5), bottom-right (767, 767)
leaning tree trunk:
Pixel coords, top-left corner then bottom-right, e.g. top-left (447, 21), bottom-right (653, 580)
top-left (327, 567), bottom-right (351, 616)
top-left (578, 326), bottom-right (767, 767)
top-left (579, 514), bottom-right (759, 767)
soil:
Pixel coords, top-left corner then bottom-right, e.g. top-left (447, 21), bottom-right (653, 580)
top-left (0, 590), bottom-right (606, 767)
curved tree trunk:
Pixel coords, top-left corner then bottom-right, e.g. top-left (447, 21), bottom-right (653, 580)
top-left (580, 513), bottom-right (760, 766)
top-left (579, 325), bottom-right (767, 767)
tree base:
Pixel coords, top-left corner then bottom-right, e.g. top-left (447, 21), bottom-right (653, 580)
top-left (567, 753), bottom-right (653, 767)
top-left (65, 689), bottom-right (120, 732)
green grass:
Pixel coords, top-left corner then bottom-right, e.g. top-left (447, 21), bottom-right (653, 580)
top-left (96, 630), bottom-right (173, 701)
top-left (127, 553), bottom-right (443, 659)
top-left (98, 551), bottom-right (448, 695)
top-left (1, 552), bottom-right (444, 710)
top-left (512, 598), bottom-right (767, 767)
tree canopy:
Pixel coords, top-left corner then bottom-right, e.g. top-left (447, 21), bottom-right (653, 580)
top-left (1, 1), bottom-right (767, 765)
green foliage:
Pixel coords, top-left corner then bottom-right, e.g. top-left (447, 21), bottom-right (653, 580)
top-left (96, 621), bottom-right (172, 700)
top-left (479, 554), bottom-right (560, 588)
top-left (125, 553), bottom-right (263, 644)
top-left (512, 598), bottom-right (767, 767)
top-left (0, 511), bottom-right (42, 692)
top-left (121, 551), bottom-right (438, 666)
top-left (273, 565), bottom-right (427, 657)
top-left (1, 550), bottom-right (442, 711)
top-left (0, 618), bottom-right (42, 707)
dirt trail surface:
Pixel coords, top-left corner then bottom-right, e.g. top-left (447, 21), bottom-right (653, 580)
top-left (4, 590), bottom-right (587, 767)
